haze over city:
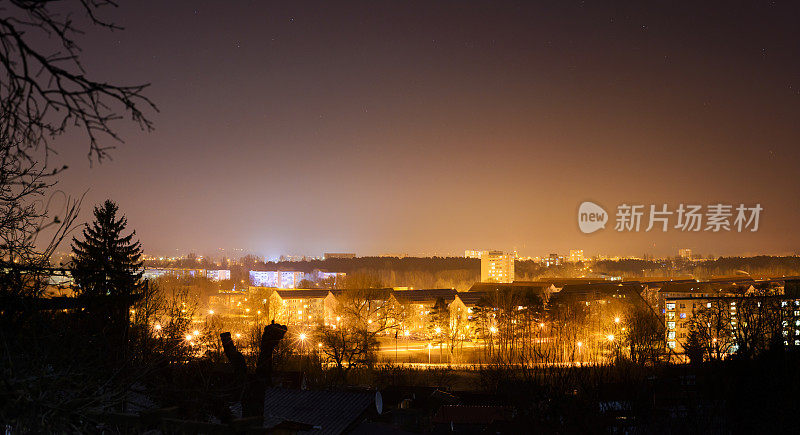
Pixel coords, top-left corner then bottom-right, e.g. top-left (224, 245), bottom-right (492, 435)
top-left (40, 0), bottom-right (800, 258)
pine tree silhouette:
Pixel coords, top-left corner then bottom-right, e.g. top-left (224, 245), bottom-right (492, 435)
top-left (71, 200), bottom-right (143, 298)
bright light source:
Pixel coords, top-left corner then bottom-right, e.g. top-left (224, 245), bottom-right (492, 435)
top-left (299, 333), bottom-right (307, 341)
top-left (235, 333), bottom-right (241, 339)
top-left (614, 317), bottom-right (620, 323)
top-left (489, 326), bottom-right (497, 334)
top-left (317, 343), bottom-right (322, 347)
top-left (607, 334), bottom-right (615, 341)
top-left (577, 341), bottom-right (583, 347)
top-left (185, 334), bottom-right (192, 341)
top-left (539, 323), bottom-right (545, 328)
top-left (336, 316), bottom-right (341, 322)
top-left (208, 309), bottom-right (214, 315)
top-left (404, 330), bottom-right (410, 336)
top-left (367, 319), bottom-right (373, 324)
top-left (154, 324), bottom-right (162, 331)
top-left (193, 330), bottom-right (199, 336)
top-left (427, 343), bottom-right (433, 349)
top-left (435, 327), bottom-right (441, 334)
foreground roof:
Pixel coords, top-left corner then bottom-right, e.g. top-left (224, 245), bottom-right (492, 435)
top-left (391, 288), bottom-right (458, 303)
top-left (263, 387), bottom-right (378, 435)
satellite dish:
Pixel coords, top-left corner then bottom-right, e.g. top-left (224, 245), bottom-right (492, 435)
top-left (375, 391), bottom-right (383, 415)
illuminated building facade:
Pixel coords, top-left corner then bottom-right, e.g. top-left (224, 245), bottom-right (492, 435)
top-left (143, 268), bottom-right (209, 280)
top-left (658, 279), bottom-right (800, 359)
top-left (542, 254), bottom-right (563, 267)
top-left (568, 250), bottom-right (584, 263)
top-left (249, 270), bottom-right (306, 288)
top-left (206, 269), bottom-right (231, 281)
top-left (480, 251), bottom-right (515, 283)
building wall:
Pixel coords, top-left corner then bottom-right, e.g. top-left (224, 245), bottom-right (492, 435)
top-left (207, 269), bottom-right (231, 281)
top-left (249, 271), bottom-right (305, 288)
top-left (662, 290), bottom-right (800, 358)
top-left (480, 251), bottom-right (515, 283)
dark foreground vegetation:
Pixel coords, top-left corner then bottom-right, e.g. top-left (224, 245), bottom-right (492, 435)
top-left (5, 303), bottom-right (800, 434)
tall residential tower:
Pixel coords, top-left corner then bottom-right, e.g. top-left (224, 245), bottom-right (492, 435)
top-left (480, 250), bottom-right (515, 283)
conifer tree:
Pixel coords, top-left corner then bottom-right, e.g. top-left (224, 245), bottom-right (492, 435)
top-left (71, 200), bottom-right (143, 298)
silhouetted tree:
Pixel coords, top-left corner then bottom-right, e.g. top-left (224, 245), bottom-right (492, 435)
top-left (0, 3), bottom-right (154, 431)
top-left (624, 305), bottom-right (665, 365)
top-left (316, 288), bottom-right (395, 380)
top-left (71, 200), bottom-right (143, 297)
top-left (0, 0), bottom-right (154, 304)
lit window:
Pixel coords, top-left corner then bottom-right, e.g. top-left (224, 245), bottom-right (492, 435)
top-left (668, 331), bottom-right (676, 340)
top-left (680, 313), bottom-right (686, 319)
top-left (667, 321), bottom-right (676, 330)
top-left (666, 303), bottom-right (676, 310)
top-left (668, 341), bottom-right (676, 349)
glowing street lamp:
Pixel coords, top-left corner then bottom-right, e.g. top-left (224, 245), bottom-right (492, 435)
top-left (577, 341), bottom-right (583, 348)
top-left (154, 324), bottom-right (162, 331)
top-left (208, 309), bottom-right (214, 315)
top-left (607, 334), bottom-right (615, 342)
top-left (539, 323), bottom-right (545, 329)
top-left (404, 330), bottom-right (410, 337)
top-left (193, 330), bottom-right (200, 336)
top-left (435, 327), bottom-right (441, 335)
top-left (614, 317), bottom-right (620, 324)
top-left (489, 326), bottom-right (497, 334)
top-left (298, 333), bottom-right (307, 356)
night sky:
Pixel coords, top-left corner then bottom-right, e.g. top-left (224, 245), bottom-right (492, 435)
top-left (48, 1), bottom-right (800, 258)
